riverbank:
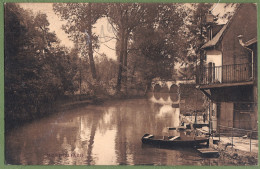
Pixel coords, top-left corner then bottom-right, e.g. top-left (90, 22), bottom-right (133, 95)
top-left (213, 137), bottom-right (258, 165)
top-left (180, 114), bottom-right (258, 165)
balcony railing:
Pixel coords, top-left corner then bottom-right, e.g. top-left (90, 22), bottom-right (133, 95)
top-left (198, 63), bottom-right (253, 85)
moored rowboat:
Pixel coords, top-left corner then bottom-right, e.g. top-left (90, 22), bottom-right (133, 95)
top-left (141, 133), bottom-right (209, 147)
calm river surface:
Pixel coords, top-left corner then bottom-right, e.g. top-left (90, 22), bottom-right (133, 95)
top-left (5, 94), bottom-right (230, 165)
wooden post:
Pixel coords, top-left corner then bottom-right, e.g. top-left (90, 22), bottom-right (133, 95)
top-left (231, 128), bottom-right (233, 148)
top-left (208, 101), bottom-right (211, 135)
top-left (250, 131), bottom-right (252, 152)
top-left (218, 125), bottom-right (220, 141)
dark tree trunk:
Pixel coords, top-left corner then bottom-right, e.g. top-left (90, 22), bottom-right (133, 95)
top-left (87, 3), bottom-right (97, 80)
top-left (116, 28), bottom-right (125, 94)
top-left (122, 33), bottom-right (129, 94)
top-left (199, 50), bottom-right (204, 83)
top-left (130, 61), bottom-right (137, 84)
top-left (144, 80), bottom-right (152, 95)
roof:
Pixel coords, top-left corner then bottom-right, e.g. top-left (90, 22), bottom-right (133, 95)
top-left (201, 4), bottom-right (256, 50)
top-left (201, 24), bottom-right (227, 49)
top-left (212, 24), bottom-right (225, 37)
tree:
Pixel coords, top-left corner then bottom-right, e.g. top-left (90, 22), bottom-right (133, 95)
top-left (186, 3), bottom-right (214, 83)
top-left (5, 4), bottom-right (49, 126)
top-left (4, 4), bottom-right (79, 129)
top-left (125, 3), bottom-right (187, 92)
top-left (107, 3), bottom-right (160, 94)
top-left (53, 3), bottom-right (107, 81)
top-left (95, 54), bottom-right (118, 95)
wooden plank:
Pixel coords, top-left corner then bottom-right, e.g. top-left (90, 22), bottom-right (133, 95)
top-left (197, 148), bottom-right (219, 155)
top-left (198, 149), bottom-right (218, 153)
top-left (169, 136), bottom-right (180, 141)
top-left (143, 134), bottom-right (153, 139)
top-left (168, 126), bottom-right (185, 130)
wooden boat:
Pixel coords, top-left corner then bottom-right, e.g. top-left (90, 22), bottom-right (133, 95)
top-left (141, 133), bottom-right (209, 147)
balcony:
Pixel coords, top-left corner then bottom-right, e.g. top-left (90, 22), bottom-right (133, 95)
top-left (198, 63), bottom-right (254, 86)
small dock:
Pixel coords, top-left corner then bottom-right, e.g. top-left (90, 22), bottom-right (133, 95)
top-left (197, 148), bottom-right (219, 157)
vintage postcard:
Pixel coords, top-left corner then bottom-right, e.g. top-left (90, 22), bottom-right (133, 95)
top-left (3, 1), bottom-right (258, 166)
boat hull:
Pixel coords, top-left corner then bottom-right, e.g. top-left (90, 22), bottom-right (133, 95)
top-left (141, 134), bottom-right (209, 147)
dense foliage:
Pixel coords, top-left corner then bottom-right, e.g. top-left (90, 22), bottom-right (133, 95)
top-left (5, 4), bottom-right (79, 129)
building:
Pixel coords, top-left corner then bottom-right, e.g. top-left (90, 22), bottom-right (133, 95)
top-left (197, 3), bottom-right (257, 133)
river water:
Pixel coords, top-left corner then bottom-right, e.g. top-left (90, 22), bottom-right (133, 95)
top-left (5, 93), bottom-right (230, 165)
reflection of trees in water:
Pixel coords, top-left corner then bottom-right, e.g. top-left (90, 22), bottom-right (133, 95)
top-left (113, 100), bottom-right (150, 164)
top-left (56, 101), bottom-right (178, 165)
top-left (131, 101), bottom-right (169, 165)
top-left (86, 113), bottom-right (100, 165)
top-left (5, 112), bottom-right (86, 164)
top-left (97, 111), bottom-right (116, 134)
top-left (48, 107), bottom-right (105, 165)
top-left (53, 110), bottom-right (104, 165)
top-left (111, 100), bottom-right (164, 165)
top-left (115, 106), bottom-right (127, 164)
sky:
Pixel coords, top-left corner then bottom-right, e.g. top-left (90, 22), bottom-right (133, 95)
top-left (18, 3), bottom-right (235, 60)
top-left (18, 3), bottom-right (116, 60)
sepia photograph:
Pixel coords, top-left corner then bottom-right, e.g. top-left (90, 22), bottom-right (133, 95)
top-left (4, 2), bottom-right (258, 166)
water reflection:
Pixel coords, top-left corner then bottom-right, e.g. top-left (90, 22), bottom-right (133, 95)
top-left (6, 96), bottom-right (228, 165)
top-left (151, 91), bottom-right (181, 104)
top-left (150, 92), bottom-right (180, 138)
